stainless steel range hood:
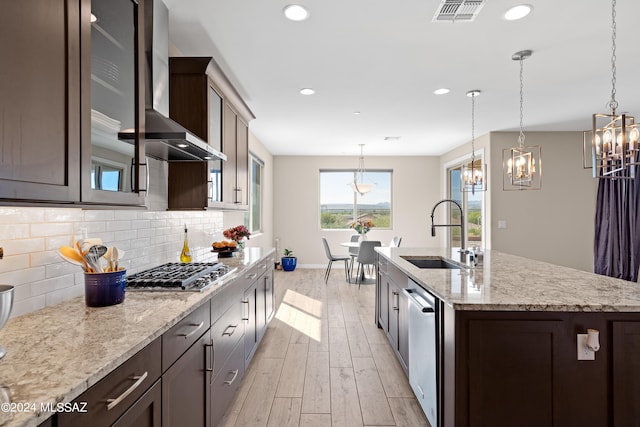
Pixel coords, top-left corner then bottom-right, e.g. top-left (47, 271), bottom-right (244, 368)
top-left (118, 0), bottom-right (225, 162)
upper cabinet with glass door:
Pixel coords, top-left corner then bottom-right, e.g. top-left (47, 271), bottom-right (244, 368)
top-left (81, 0), bottom-right (146, 206)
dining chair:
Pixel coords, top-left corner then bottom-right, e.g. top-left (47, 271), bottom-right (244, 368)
top-left (355, 240), bottom-right (381, 288)
top-left (389, 236), bottom-right (402, 247)
top-left (321, 237), bottom-right (351, 284)
top-left (348, 234), bottom-right (360, 277)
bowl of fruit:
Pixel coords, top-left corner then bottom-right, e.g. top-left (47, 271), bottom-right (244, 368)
top-left (211, 240), bottom-right (239, 257)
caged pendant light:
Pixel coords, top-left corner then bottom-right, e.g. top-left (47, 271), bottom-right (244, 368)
top-left (584, 0), bottom-right (639, 179)
top-left (461, 90), bottom-right (486, 194)
top-left (350, 144), bottom-right (375, 196)
top-left (503, 49), bottom-right (542, 191)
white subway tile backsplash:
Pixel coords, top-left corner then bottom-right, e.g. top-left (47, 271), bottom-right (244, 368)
top-left (0, 255), bottom-right (30, 274)
top-left (0, 207), bottom-right (224, 318)
top-left (30, 222), bottom-right (73, 237)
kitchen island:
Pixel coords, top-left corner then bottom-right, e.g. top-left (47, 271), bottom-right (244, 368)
top-left (0, 247), bottom-right (275, 427)
top-left (376, 247), bottom-right (640, 427)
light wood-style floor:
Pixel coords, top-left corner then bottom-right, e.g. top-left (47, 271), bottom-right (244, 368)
top-left (220, 268), bottom-right (429, 427)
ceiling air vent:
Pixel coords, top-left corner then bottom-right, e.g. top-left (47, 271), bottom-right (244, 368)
top-left (432, 0), bottom-right (485, 22)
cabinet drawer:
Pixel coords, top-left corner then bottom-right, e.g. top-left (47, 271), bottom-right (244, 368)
top-left (212, 301), bottom-right (244, 376)
top-left (162, 301), bottom-right (210, 371)
top-left (211, 280), bottom-right (243, 324)
top-left (58, 337), bottom-right (161, 427)
top-left (234, 265), bottom-right (259, 291)
top-left (210, 339), bottom-right (245, 427)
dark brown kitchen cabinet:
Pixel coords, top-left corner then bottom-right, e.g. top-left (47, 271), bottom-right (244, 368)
top-left (168, 56), bottom-right (253, 210)
top-left (58, 337), bottom-right (161, 427)
top-left (0, 0), bottom-right (146, 206)
top-left (378, 261), bottom-right (408, 375)
top-left (0, 0), bottom-right (81, 203)
top-left (112, 380), bottom-right (161, 427)
top-left (162, 329), bottom-right (211, 427)
top-left (80, 0), bottom-right (146, 206)
top-left (612, 321), bottom-right (640, 426)
top-left (243, 278), bottom-right (259, 366)
top-left (210, 338), bottom-right (246, 426)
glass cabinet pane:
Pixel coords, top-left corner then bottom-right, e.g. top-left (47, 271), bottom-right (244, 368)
top-left (90, 0), bottom-right (136, 192)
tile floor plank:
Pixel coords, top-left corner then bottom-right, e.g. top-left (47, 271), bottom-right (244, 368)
top-left (369, 343), bottom-right (414, 398)
top-left (234, 357), bottom-right (285, 426)
top-left (276, 343), bottom-right (309, 397)
top-left (267, 397), bottom-right (302, 427)
top-left (299, 413), bottom-right (332, 427)
top-left (301, 350), bottom-right (331, 414)
top-left (387, 397), bottom-right (430, 427)
top-left (345, 320), bottom-right (372, 358)
top-left (329, 326), bottom-right (352, 368)
top-left (353, 357), bottom-right (395, 426)
top-left (330, 367), bottom-right (364, 427)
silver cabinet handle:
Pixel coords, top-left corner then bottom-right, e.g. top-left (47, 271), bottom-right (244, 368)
top-left (222, 324), bottom-right (238, 336)
top-left (223, 369), bottom-right (239, 386)
top-left (242, 299), bottom-right (250, 320)
top-left (392, 291), bottom-right (399, 310)
top-left (179, 321), bottom-right (204, 339)
top-left (106, 371), bottom-right (148, 411)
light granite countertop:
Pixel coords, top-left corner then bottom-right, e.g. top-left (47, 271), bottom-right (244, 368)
top-left (377, 247), bottom-right (640, 312)
top-left (0, 247), bottom-right (275, 427)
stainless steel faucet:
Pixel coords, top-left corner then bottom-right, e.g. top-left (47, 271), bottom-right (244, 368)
top-left (430, 199), bottom-right (465, 251)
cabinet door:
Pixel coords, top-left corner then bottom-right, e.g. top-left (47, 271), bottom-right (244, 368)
top-left (112, 380), bottom-right (161, 427)
top-left (613, 321), bottom-right (640, 427)
top-left (257, 272), bottom-right (267, 342)
top-left (378, 272), bottom-right (390, 332)
top-left (466, 320), bottom-right (563, 427)
top-left (0, 0), bottom-right (80, 202)
top-left (236, 118), bottom-right (249, 207)
top-left (264, 266), bottom-right (275, 322)
top-left (243, 281), bottom-right (258, 366)
top-left (162, 330), bottom-right (211, 427)
top-left (222, 102), bottom-right (238, 205)
top-left (80, 0), bottom-right (146, 206)
top-left (388, 281), bottom-right (399, 350)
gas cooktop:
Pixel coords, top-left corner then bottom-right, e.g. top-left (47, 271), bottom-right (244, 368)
top-left (126, 262), bottom-right (236, 292)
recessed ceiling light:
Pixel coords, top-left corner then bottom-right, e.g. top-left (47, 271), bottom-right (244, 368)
top-left (466, 90), bottom-right (481, 98)
top-left (283, 4), bottom-right (309, 21)
top-left (504, 4), bottom-right (532, 21)
top-left (353, 111), bottom-right (361, 115)
top-left (434, 88), bottom-right (450, 95)
top-left (300, 88), bottom-right (315, 95)
top-left (384, 137), bottom-right (401, 141)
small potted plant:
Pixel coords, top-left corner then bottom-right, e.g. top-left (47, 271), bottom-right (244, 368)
top-left (281, 248), bottom-right (297, 272)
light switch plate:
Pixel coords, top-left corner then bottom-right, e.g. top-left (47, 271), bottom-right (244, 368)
top-left (577, 334), bottom-right (595, 360)
top-left (498, 220), bottom-right (507, 229)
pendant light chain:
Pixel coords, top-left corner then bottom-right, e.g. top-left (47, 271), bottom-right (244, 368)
top-left (518, 55), bottom-right (526, 148)
top-left (609, 0), bottom-right (618, 113)
top-left (471, 92), bottom-right (476, 163)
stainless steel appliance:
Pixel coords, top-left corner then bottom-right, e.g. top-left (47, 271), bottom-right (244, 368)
top-left (126, 262), bottom-right (236, 292)
top-left (404, 279), bottom-right (438, 427)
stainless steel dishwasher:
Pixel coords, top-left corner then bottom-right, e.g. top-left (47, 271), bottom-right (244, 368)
top-left (404, 279), bottom-right (438, 427)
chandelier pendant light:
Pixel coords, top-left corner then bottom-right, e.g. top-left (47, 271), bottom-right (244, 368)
top-left (351, 144), bottom-right (375, 195)
top-left (587, 0), bottom-right (639, 179)
top-left (503, 49), bottom-right (542, 191)
top-left (461, 90), bottom-right (486, 195)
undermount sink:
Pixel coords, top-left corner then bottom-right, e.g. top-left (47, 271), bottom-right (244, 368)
top-left (401, 256), bottom-right (464, 270)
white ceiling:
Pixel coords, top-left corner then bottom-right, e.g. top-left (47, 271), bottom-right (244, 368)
top-left (163, 0), bottom-right (640, 158)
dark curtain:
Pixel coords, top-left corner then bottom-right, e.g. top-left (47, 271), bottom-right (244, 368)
top-left (594, 168), bottom-right (640, 281)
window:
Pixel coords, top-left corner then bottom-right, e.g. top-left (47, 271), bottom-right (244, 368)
top-left (248, 154), bottom-right (264, 234)
top-left (447, 159), bottom-right (484, 248)
top-left (320, 170), bottom-right (392, 229)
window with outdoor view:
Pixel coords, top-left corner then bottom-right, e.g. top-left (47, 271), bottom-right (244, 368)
top-left (447, 160), bottom-right (483, 248)
top-left (247, 154), bottom-right (263, 234)
top-left (320, 170), bottom-right (392, 229)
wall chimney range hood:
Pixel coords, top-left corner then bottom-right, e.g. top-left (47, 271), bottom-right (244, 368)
top-left (118, 0), bottom-right (225, 162)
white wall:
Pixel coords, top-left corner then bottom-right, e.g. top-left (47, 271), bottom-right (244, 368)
top-left (273, 155), bottom-right (441, 266)
top-left (489, 131), bottom-right (597, 272)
